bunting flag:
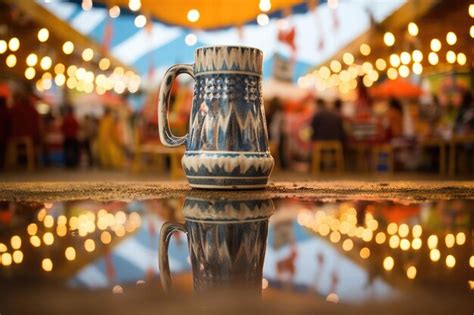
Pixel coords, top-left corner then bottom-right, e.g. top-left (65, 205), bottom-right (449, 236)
top-left (102, 16), bottom-right (113, 53)
top-left (104, 248), bottom-right (117, 284)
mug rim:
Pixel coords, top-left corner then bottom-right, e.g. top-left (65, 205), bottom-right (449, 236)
top-left (194, 45), bottom-right (262, 54)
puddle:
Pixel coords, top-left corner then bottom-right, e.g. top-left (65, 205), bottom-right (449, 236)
top-left (0, 197), bottom-right (473, 313)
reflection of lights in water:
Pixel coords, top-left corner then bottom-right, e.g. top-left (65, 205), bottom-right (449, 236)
top-left (326, 293), bottom-right (339, 303)
top-left (375, 232), bottom-right (386, 244)
top-left (455, 232), bottom-right (465, 245)
top-left (115, 211), bottom-right (127, 225)
top-left (406, 266), bottom-right (417, 279)
top-left (0, 243), bottom-right (7, 252)
top-left (27, 223), bottom-right (38, 236)
top-left (367, 220), bottom-right (378, 231)
top-left (57, 225), bottom-right (67, 237)
top-left (389, 235), bottom-right (400, 249)
top-left (362, 229), bottom-right (372, 242)
top-left (84, 239), bottom-right (96, 252)
top-left (319, 223), bottom-right (330, 236)
top-left (100, 231), bottom-right (112, 244)
top-left (13, 250), bottom-right (23, 264)
top-left (69, 216), bottom-right (78, 230)
top-left (11, 235), bottom-right (21, 249)
top-left (65, 247), bottom-right (76, 261)
top-left (470, 256), bottom-right (474, 268)
top-left (400, 239), bottom-right (410, 251)
top-left (342, 239), bottom-right (353, 251)
top-left (262, 278), bottom-right (269, 289)
top-left (57, 215), bottom-right (67, 226)
top-left (427, 235), bottom-right (438, 249)
top-left (387, 223), bottom-right (397, 235)
top-left (114, 225), bottom-right (126, 237)
top-left (42, 258), bottom-right (53, 272)
top-left (360, 247), bottom-right (370, 259)
top-left (430, 249), bottom-right (441, 262)
top-left (412, 225), bottom-right (422, 238)
top-left (411, 238), bottom-right (422, 250)
top-left (44, 215), bottom-right (54, 228)
top-left (30, 236), bottom-right (41, 247)
top-left (469, 281), bottom-right (474, 290)
top-left (329, 231), bottom-right (341, 243)
top-left (37, 208), bottom-right (47, 221)
top-left (445, 234), bottom-right (455, 248)
top-left (1, 253), bottom-right (13, 266)
top-left (445, 255), bottom-right (456, 268)
top-left (112, 285), bottom-right (123, 294)
top-left (383, 256), bottom-right (394, 271)
top-left (43, 232), bottom-right (54, 246)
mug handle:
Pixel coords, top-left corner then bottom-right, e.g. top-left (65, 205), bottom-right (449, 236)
top-left (158, 64), bottom-right (194, 147)
top-left (159, 222), bottom-right (188, 293)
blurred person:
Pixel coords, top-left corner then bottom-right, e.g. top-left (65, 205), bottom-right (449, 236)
top-left (0, 96), bottom-right (8, 169)
top-left (97, 108), bottom-right (124, 168)
top-left (268, 97), bottom-right (288, 169)
top-left (7, 91), bottom-right (42, 166)
top-left (61, 105), bottom-right (80, 168)
top-left (310, 99), bottom-right (346, 144)
top-left (385, 98), bottom-right (403, 141)
top-left (79, 114), bottom-right (97, 167)
top-left (454, 91), bottom-right (474, 135)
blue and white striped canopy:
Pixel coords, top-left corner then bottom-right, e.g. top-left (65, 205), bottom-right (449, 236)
top-left (40, 1), bottom-right (404, 85)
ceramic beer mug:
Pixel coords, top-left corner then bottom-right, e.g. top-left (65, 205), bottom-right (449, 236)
top-left (159, 197), bottom-right (274, 293)
top-left (158, 46), bottom-right (274, 189)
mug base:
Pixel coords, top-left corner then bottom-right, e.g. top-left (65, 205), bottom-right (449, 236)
top-left (189, 183), bottom-right (268, 190)
top-left (187, 176), bottom-right (269, 190)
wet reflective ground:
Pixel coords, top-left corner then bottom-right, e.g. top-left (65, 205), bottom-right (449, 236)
top-left (0, 197), bottom-right (473, 314)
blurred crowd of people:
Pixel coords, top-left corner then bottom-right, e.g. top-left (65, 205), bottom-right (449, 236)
top-left (266, 88), bottom-right (474, 172)
top-left (0, 90), bottom-right (132, 171)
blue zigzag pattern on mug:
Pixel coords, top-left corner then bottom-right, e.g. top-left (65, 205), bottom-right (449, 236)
top-left (187, 74), bottom-right (268, 152)
top-left (194, 46), bottom-right (263, 73)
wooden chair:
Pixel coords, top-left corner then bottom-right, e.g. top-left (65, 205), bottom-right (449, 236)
top-left (5, 136), bottom-right (36, 171)
top-left (133, 143), bottom-right (185, 179)
top-left (311, 141), bottom-right (344, 176)
top-left (371, 145), bottom-right (394, 174)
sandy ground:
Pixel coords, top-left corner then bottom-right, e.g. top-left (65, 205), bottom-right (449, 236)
top-left (0, 169), bottom-right (473, 202)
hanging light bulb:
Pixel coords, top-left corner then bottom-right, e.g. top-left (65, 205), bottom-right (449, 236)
top-left (185, 33), bottom-right (197, 46)
top-left (37, 28), bottom-right (49, 42)
top-left (446, 32), bottom-right (457, 45)
top-left (446, 50), bottom-right (456, 64)
top-left (412, 50), bottom-right (423, 63)
top-left (82, 48), bottom-right (94, 61)
top-left (6, 54), bottom-right (17, 68)
top-left (457, 52), bottom-right (467, 65)
top-left (82, 0), bottom-right (93, 11)
top-left (343, 53), bottom-right (354, 65)
top-left (259, 0), bottom-right (271, 12)
top-left (383, 32), bottom-right (395, 47)
top-left (428, 52), bottom-right (439, 65)
top-left (408, 22), bottom-right (418, 36)
top-left (400, 52), bottom-right (411, 65)
top-left (109, 5), bottom-right (120, 18)
top-left (134, 15), bottom-right (147, 28)
top-left (257, 14), bottom-right (269, 26)
top-left (360, 44), bottom-right (371, 56)
top-left (0, 40), bottom-right (6, 54)
top-left (40, 56), bottom-right (52, 70)
top-left (63, 41), bottom-right (74, 55)
top-left (187, 9), bottom-right (200, 23)
top-left (26, 53), bottom-right (38, 67)
top-left (8, 38), bottom-right (20, 52)
top-left (430, 39), bottom-right (441, 52)
top-left (129, 0), bottom-right (141, 12)
top-left (389, 54), bottom-right (400, 67)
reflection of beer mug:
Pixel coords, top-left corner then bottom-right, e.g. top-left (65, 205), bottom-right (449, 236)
top-left (159, 198), bottom-right (274, 293)
top-left (158, 46), bottom-right (274, 189)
